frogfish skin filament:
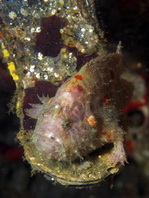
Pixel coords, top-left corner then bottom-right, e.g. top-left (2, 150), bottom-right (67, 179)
top-left (26, 53), bottom-right (132, 165)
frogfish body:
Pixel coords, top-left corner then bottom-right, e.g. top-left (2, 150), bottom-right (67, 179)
top-left (26, 53), bottom-right (133, 166)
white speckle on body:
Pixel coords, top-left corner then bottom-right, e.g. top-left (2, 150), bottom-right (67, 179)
top-left (9, 11), bottom-right (17, 19)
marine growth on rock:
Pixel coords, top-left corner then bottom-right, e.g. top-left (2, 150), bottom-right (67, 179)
top-left (0, 0), bottom-right (133, 186)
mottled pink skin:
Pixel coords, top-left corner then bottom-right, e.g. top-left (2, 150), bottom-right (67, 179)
top-left (31, 79), bottom-right (102, 161)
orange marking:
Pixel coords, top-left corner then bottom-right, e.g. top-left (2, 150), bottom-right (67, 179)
top-left (74, 74), bottom-right (83, 80)
top-left (102, 129), bottom-right (114, 142)
top-left (48, 98), bottom-right (53, 103)
top-left (109, 130), bottom-right (114, 137)
top-left (87, 115), bottom-right (97, 126)
top-left (107, 130), bottom-right (114, 142)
